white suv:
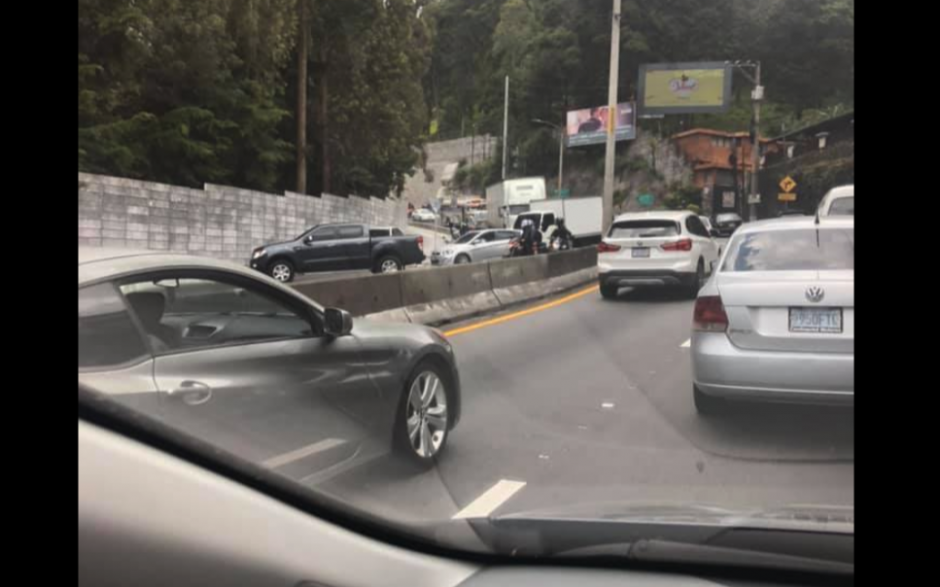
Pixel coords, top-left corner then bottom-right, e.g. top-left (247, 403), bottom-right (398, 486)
top-left (597, 210), bottom-right (721, 299)
top-left (817, 185), bottom-right (853, 217)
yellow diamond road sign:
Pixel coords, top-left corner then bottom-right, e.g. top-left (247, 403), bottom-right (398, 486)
top-left (779, 176), bottom-right (797, 193)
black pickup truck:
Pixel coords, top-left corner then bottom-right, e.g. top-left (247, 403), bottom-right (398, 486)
top-left (249, 223), bottom-right (425, 282)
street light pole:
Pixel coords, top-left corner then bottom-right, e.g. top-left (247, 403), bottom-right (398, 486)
top-left (601, 0), bottom-right (622, 233)
top-left (502, 75), bottom-right (509, 180)
top-left (749, 62), bottom-right (762, 222)
top-left (533, 118), bottom-right (568, 218)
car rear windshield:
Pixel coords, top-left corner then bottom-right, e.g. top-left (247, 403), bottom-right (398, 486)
top-left (723, 228), bottom-right (854, 272)
top-left (716, 214), bottom-right (741, 223)
top-left (828, 197), bottom-right (854, 215)
top-left (608, 220), bottom-right (680, 239)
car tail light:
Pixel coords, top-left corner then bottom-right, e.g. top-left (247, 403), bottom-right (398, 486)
top-left (597, 241), bottom-right (621, 253)
top-left (417, 235), bottom-right (424, 251)
top-left (693, 296), bottom-right (729, 332)
top-left (661, 238), bottom-right (693, 252)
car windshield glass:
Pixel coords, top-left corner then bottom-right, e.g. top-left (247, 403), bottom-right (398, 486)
top-left (79, 0), bottom-right (854, 572)
top-left (609, 220), bottom-right (679, 239)
top-left (454, 231), bottom-right (480, 244)
top-left (828, 197), bottom-right (854, 215)
top-left (723, 228), bottom-right (854, 272)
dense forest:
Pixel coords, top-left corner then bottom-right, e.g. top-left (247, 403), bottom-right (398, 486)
top-left (78, 0), bottom-right (854, 197)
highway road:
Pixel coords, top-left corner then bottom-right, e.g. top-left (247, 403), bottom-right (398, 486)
top-left (314, 283), bottom-right (854, 528)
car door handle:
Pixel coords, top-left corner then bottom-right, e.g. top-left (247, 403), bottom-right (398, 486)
top-left (167, 380), bottom-right (212, 406)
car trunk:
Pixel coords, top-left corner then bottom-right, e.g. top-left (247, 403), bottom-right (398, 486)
top-left (717, 270), bottom-right (854, 353)
top-left (604, 219), bottom-right (684, 269)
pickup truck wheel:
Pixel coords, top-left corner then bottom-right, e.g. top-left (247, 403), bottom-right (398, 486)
top-left (376, 256), bottom-right (402, 273)
top-left (268, 259), bottom-right (295, 283)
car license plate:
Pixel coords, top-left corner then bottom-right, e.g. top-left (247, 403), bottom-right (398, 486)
top-left (632, 247), bottom-right (650, 258)
top-left (789, 307), bottom-right (843, 333)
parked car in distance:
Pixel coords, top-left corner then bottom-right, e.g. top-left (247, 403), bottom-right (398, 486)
top-left (776, 209), bottom-right (808, 217)
top-left (250, 223), bottom-right (424, 282)
top-left (411, 208), bottom-right (438, 223)
top-left (431, 228), bottom-right (521, 266)
top-left (714, 212), bottom-right (744, 237)
top-left (691, 216), bottom-right (854, 415)
top-left (817, 185), bottom-right (854, 217)
top-left (78, 248), bottom-right (461, 475)
top-left (597, 210), bottom-right (721, 300)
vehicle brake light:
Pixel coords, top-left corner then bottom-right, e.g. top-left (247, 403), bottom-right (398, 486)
top-left (661, 238), bottom-right (693, 252)
top-left (417, 235), bottom-right (424, 251)
top-left (597, 241), bottom-right (621, 253)
top-left (693, 296), bottom-right (729, 332)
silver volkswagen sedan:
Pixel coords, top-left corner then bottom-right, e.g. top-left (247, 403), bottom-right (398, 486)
top-left (78, 248), bottom-right (461, 476)
top-left (691, 217), bottom-right (853, 414)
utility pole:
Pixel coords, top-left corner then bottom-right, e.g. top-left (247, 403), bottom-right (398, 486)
top-left (601, 0), bottom-right (622, 233)
top-left (749, 62), bottom-right (762, 221)
top-left (295, 0), bottom-right (308, 194)
top-left (502, 75), bottom-right (509, 180)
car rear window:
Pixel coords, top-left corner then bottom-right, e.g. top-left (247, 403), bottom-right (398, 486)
top-left (828, 197), bottom-right (854, 215)
top-left (608, 220), bottom-right (680, 239)
top-left (716, 214), bottom-right (741, 223)
top-left (722, 228), bottom-right (854, 272)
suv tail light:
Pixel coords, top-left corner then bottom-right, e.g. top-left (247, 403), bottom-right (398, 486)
top-left (693, 296), bottom-right (729, 332)
top-left (597, 241), bottom-right (622, 253)
top-left (661, 238), bottom-right (693, 252)
top-left (417, 235), bottom-right (424, 252)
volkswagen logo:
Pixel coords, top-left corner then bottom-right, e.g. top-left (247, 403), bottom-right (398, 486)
top-left (805, 286), bottom-right (825, 303)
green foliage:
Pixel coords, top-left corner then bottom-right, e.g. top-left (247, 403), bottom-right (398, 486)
top-left (663, 183), bottom-right (702, 210)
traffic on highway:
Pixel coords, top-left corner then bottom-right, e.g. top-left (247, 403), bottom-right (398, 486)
top-left (79, 2), bottom-right (854, 584)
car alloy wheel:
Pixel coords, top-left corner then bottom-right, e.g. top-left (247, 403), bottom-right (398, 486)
top-left (380, 258), bottom-right (401, 273)
top-left (405, 371), bottom-right (448, 459)
top-left (270, 263), bottom-right (293, 282)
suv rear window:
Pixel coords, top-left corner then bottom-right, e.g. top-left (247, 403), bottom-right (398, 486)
top-left (828, 197), bottom-right (854, 215)
top-left (723, 228), bottom-right (854, 272)
top-left (608, 220), bottom-right (680, 239)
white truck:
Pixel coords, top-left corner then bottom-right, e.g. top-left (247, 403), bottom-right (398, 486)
top-left (512, 196), bottom-right (603, 247)
top-left (485, 177), bottom-right (547, 229)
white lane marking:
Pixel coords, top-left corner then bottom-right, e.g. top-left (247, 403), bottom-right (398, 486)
top-left (262, 438), bottom-right (346, 469)
top-left (681, 339), bottom-right (691, 348)
top-left (452, 480), bottom-right (526, 520)
top-left (601, 402), bottom-right (615, 409)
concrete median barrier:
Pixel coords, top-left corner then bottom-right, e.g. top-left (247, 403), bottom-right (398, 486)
top-left (289, 245), bottom-right (598, 326)
top-left (291, 272), bottom-right (403, 316)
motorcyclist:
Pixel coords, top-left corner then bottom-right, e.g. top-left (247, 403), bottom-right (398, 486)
top-left (518, 218), bottom-right (538, 256)
top-left (550, 218), bottom-right (574, 250)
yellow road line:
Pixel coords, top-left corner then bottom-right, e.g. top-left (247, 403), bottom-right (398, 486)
top-left (443, 285), bottom-right (599, 338)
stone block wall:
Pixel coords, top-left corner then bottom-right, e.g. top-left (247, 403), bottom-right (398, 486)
top-left (79, 173), bottom-right (409, 264)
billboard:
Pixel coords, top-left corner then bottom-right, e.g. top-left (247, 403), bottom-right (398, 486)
top-left (566, 102), bottom-right (636, 147)
top-left (638, 62), bottom-right (732, 115)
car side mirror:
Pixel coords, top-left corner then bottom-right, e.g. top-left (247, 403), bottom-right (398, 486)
top-left (324, 308), bottom-right (353, 337)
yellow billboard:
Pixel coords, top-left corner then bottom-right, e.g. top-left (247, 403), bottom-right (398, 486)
top-left (638, 62), bottom-right (732, 115)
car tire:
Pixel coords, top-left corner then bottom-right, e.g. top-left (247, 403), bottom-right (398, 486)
top-left (394, 361), bottom-right (452, 468)
top-left (688, 259), bottom-right (704, 298)
top-left (267, 259), bottom-right (295, 283)
top-left (454, 254), bottom-right (471, 265)
top-left (600, 281), bottom-right (618, 300)
top-left (694, 384), bottom-right (725, 416)
top-left (375, 255), bottom-right (403, 274)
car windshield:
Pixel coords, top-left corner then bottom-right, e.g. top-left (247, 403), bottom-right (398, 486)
top-left (723, 228), bottom-right (855, 272)
top-left (79, 0), bottom-right (854, 573)
top-left (828, 197), bottom-right (854, 215)
top-left (609, 220), bottom-right (679, 239)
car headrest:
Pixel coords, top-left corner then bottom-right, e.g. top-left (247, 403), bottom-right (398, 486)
top-left (126, 292), bottom-right (166, 327)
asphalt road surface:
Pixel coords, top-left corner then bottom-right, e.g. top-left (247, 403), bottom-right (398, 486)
top-left (313, 282), bottom-right (853, 529)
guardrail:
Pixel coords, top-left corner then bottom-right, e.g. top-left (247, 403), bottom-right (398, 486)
top-left (290, 247), bottom-right (598, 326)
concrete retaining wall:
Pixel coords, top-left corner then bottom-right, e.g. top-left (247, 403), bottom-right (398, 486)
top-left (290, 247), bottom-right (598, 327)
top-left (79, 173), bottom-right (409, 264)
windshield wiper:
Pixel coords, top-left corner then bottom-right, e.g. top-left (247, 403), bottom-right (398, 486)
top-left (556, 539), bottom-right (852, 575)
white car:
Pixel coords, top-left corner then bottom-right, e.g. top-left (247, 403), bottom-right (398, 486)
top-left (597, 210), bottom-right (721, 299)
top-left (430, 229), bottom-right (520, 266)
top-left (412, 209), bottom-right (438, 223)
top-left (691, 216), bottom-right (854, 414)
top-left (817, 185), bottom-right (853, 217)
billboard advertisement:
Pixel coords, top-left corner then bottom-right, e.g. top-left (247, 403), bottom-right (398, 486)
top-left (638, 62), bottom-right (732, 115)
top-left (566, 102), bottom-right (636, 147)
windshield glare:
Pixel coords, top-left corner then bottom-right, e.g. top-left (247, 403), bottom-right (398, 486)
top-left (79, 0), bottom-right (854, 571)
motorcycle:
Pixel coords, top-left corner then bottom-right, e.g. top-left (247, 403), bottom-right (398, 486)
top-left (508, 235), bottom-right (548, 257)
top-left (550, 235), bottom-right (573, 252)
